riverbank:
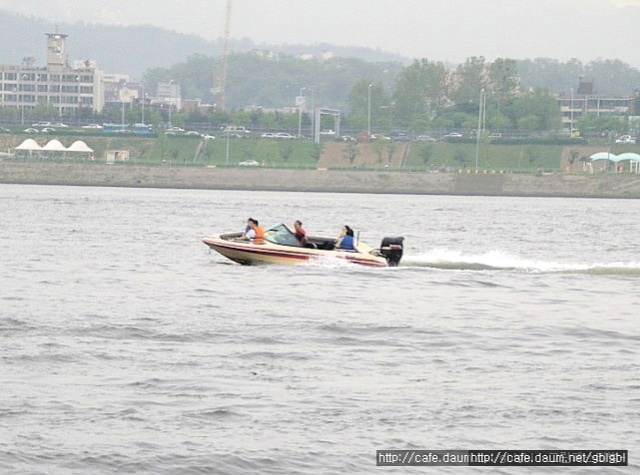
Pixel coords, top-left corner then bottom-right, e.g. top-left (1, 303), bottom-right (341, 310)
top-left (2, 161), bottom-right (640, 198)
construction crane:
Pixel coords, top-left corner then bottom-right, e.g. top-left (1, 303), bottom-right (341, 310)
top-left (214, 0), bottom-right (232, 111)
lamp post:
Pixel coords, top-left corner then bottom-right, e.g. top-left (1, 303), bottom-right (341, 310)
top-left (367, 83), bottom-right (373, 136)
top-left (475, 88), bottom-right (485, 170)
top-left (140, 83), bottom-right (145, 124)
top-left (121, 100), bottom-right (125, 132)
top-left (309, 88), bottom-right (315, 139)
top-left (225, 129), bottom-right (230, 165)
top-left (75, 75), bottom-right (81, 122)
top-left (570, 87), bottom-right (574, 136)
top-left (20, 73), bottom-right (29, 126)
top-left (168, 80), bottom-right (175, 127)
top-left (297, 86), bottom-right (306, 138)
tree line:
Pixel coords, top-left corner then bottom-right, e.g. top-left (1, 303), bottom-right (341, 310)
top-left (140, 53), bottom-right (640, 135)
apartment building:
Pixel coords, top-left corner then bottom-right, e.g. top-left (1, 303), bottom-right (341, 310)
top-left (557, 78), bottom-right (635, 132)
top-left (0, 33), bottom-right (104, 120)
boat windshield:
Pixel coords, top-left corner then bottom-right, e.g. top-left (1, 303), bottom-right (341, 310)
top-left (264, 224), bottom-right (302, 247)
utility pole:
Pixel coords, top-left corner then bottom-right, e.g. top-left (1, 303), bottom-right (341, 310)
top-left (214, 0), bottom-right (232, 111)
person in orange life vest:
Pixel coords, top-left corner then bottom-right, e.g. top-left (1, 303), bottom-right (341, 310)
top-left (293, 220), bottom-right (307, 245)
top-left (247, 218), bottom-right (264, 243)
top-left (238, 218), bottom-right (264, 242)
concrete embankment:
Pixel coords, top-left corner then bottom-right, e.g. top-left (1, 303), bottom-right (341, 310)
top-left (2, 161), bottom-right (640, 198)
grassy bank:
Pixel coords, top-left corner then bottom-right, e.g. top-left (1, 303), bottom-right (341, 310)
top-left (3, 131), bottom-right (639, 173)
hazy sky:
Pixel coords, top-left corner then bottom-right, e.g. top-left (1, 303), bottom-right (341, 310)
top-left (2, 0), bottom-right (640, 66)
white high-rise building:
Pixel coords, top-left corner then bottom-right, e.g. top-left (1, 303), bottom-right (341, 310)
top-left (0, 33), bottom-right (104, 121)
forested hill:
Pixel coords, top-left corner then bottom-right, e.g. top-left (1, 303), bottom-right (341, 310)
top-left (0, 9), bottom-right (406, 78)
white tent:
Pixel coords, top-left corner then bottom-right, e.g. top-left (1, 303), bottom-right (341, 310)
top-left (41, 139), bottom-right (67, 159)
top-left (67, 140), bottom-right (94, 153)
top-left (42, 139), bottom-right (67, 151)
top-left (67, 140), bottom-right (94, 160)
top-left (14, 138), bottom-right (42, 159)
top-left (15, 138), bottom-right (42, 151)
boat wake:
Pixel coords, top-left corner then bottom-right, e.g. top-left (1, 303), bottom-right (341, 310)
top-left (401, 249), bottom-right (640, 275)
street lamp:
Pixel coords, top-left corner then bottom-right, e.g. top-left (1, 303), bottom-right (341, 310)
top-left (168, 80), bottom-right (175, 127)
top-left (20, 73), bottom-right (29, 126)
top-left (225, 128), bottom-right (230, 165)
top-left (141, 83), bottom-right (145, 124)
top-left (475, 88), bottom-right (486, 170)
top-left (570, 87), bottom-right (574, 136)
top-left (309, 88), bottom-right (315, 139)
top-left (297, 87), bottom-right (306, 138)
top-left (367, 83), bottom-right (373, 136)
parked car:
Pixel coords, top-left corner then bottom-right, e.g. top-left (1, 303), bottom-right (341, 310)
top-left (238, 160), bottom-right (260, 167)
top-left (320, 129), bottom-right (336, 136)
top-left (166, 126), bottom-right (185, 133)
top-left (261, 132), bottom-right (276, 138)
top-left (415, 135), bottom-right (437, 142)
top-left (615, 135), bottom-right (636, 144)
top-left (23, 128), bottom-right (39, 134)
top-left (391, 131), bottom-right (411, 142)
top-left (274, 132), bottom-right (295, 139)
top-left (224, 125), bottom-right (250, 134)
top-left (40, 127), bottom-right (56, 133)
top-left (81, 123), bottom-right (103, 129)
top-left (32, 121), bottom-right (51, 127)
top-left (184, 131), bottom-right (201, 137)
top-left (202, 134), bottom-right (215, 140)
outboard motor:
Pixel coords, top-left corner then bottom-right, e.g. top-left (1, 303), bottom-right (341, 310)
top-left (379, 236), bottom-right (404, 267)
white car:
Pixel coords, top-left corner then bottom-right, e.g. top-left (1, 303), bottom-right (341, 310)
top-left (81, 123), bottom-right (103, 129)
top-left (615, 135), bottom-right (636, 144)
top-left (261, 132), bottom-right (276, 138)
top-left (239, 160), bottom-right (260, 167)
top-left (274, 132), bottom-right (295, 139)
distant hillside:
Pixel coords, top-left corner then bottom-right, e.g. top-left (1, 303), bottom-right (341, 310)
top-left (0, 9), bottom-right (407, 79)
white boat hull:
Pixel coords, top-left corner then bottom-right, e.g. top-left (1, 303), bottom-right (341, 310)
top-left (202, 233), bottom-right (388, 267)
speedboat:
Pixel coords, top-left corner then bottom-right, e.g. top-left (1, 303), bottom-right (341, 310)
top-left (202, 224), bottom-right (404, 267)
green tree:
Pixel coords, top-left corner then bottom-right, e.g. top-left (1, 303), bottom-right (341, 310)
top-left (392, 59), bottom-right (449, 127)
top-left (346, 79), bottom-right (389, 131)
top-left (488, 58), bottom-right (519, 111)
top-left (372, 138), bottom-right (387, 166)
top-left (451, 56), bottom-right (487, 106)
top-left (279, 142), bottom-right (294, 162)
top-left (505, 88), bottom-right (561, 131)
top-left (453, 148), bottom-right (467, 168)
top-left (419, 144), bottom-right (434, 169)
top-left (310, 143), bottom-right (323, 163)
top-left (343, 141), bottom-right (359, 166)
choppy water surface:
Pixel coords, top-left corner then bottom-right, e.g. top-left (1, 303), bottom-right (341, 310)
top-left (1, 185), bottom-right (638, 474)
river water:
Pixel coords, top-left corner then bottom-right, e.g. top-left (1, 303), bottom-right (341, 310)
top-left (1, 184), bottom-right (638, 474)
